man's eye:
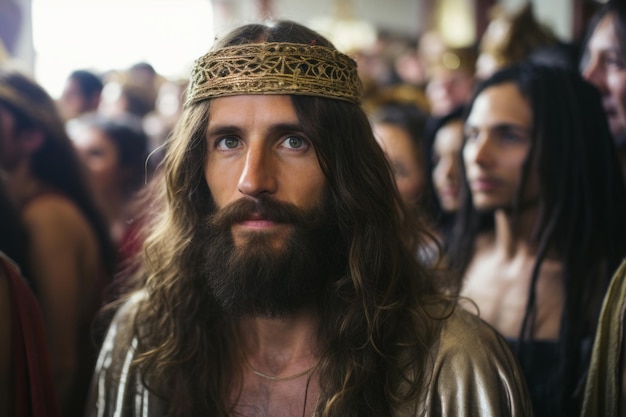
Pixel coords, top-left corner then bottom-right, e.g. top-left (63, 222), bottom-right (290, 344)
top-left (216, 137), bottom-right (240, 149)
top-left (281, 135), bottom-right (308, 150)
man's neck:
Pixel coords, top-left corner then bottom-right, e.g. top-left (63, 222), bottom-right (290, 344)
top-left (237, 309), bottom-right (320, 377)
top-left (233, 309), bottom-right (322, 417)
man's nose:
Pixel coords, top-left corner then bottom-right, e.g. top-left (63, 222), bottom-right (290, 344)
top-left (237, 147), bottom-right (278, 198)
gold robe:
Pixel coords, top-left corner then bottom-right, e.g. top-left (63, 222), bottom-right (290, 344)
top-left (87, 291), bottom-right (534, 417)
top-left (581, 259), bottom-right (626, 417)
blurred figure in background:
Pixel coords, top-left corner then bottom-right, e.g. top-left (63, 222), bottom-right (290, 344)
top-left (476, 3), bottom-right (558, 81)
top-left (0, 179), bottom-right (59, 417)
top-left (578, 2), bottom-right (626, 415)
top-left (99, 81), bottom-right (157, 120)
top-left (370, 101), bottom-right (440, 264)
top-left (425, 46), bottom-right (477, 118)
top-left (580, 0), bottom-right (626, 181)
top-left (68, 113), bottom-right (149, 288)
top-left (371, 102), bottom-right (430, 208)
top-left (58, 70), bottom-right (103, 122)
top-left (0, 67), bottom-right (116, 417)
top-left (450, 62), bottom-right (626, 417)
top-left (98, 62), bottom-right (162, 124)
top-left (430, 105), bottom-right (465, 247)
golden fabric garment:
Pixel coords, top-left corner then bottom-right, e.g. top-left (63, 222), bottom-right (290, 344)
top-left (581, 258), bottom-right (626, 417)
top-left (86, 291), bottom-right (533, 417)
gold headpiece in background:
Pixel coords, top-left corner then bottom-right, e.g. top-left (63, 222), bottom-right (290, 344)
top-left (186, 42), bottom-right (362, 106)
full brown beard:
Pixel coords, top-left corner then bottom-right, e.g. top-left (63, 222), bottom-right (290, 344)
top-left (196, 195), bottom-right (344, 318)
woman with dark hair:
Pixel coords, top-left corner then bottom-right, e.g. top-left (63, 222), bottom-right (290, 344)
top-left (370, 102), bottom-right (439, 263)
top-left (0, 68), bottom-right (116, 417)
top-left (69, 113), bottom-right (149, 280)
top-left (370, 102), bottom-right (430, 208)
top-left (449, 61), bottom-right (626, 417)
top-left (429, 105), bottom-right (466, 248)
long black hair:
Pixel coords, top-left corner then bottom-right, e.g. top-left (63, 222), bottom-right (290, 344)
top-left (448, 61), bottom-right (626, 416)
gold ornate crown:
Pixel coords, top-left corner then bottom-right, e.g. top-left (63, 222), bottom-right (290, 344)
top-left (186, 42), bottom-right (362, 106)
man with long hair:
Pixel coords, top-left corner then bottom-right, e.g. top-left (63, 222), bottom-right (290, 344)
top-left (88, 21), bottom-right (532, 417)
top-left (449, 62), bottom-right (626, 417)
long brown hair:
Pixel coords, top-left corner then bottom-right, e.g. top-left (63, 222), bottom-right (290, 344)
top-left (131, 20), bottom-right (453, 417)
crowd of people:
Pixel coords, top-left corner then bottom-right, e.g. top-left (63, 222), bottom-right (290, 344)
top-left (2, 1), bottom-right (626, 416)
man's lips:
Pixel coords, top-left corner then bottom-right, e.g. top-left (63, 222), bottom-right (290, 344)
top-left (236, 212), bottom-right (279, 228)
top-left (239, 219), bottom-right (276, 228)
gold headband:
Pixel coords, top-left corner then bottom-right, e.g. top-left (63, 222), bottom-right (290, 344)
top-left (186, 42), bottom-right (362, 106)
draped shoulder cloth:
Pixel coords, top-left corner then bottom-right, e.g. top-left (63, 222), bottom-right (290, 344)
top-left (87, 292), bottom-right (532, 417)
top-left (581, 259), bottom-right (626, 416)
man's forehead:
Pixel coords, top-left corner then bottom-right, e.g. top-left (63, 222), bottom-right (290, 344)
top-left (206, 95), bottom-right (300, 127)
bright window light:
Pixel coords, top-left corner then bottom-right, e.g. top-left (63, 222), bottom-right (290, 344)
top-left (32, 0), bottom-right (214, 98)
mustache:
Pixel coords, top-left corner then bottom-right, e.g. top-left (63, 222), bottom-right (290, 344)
top-left (206, 196), bottom-right (323, 230)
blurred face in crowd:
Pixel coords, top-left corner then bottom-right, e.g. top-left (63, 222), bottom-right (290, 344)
top-left (463, 83), bottom-right (538, 211)
top-left (582, 12), bottom-right (626, 147)
top-left (72, 126), bottom-right (120, 198)
top-left (432, 119), bottom-right (464, 212)
top-left (59, 78), bottom-right (87, 121)
top-left (426, 68), bottom-right (474, 117)
top-left (373, 122), bottom-right (425, 205)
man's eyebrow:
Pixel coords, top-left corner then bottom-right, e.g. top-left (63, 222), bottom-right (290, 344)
top-left (266, 123), bottom-right (306, 136)
top-left (206, 122), bottom-right (305, 137)
top-left (206, 124), bottom-right (242, 137)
